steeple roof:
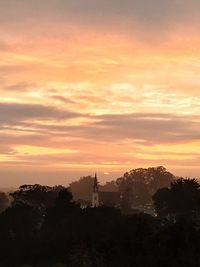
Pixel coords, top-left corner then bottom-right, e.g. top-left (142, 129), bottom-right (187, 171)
top-left (93, 173), bottom-right (98, 193)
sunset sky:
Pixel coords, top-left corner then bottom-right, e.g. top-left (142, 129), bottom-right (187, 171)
top-left (1, 0), bottom-right (200, 187)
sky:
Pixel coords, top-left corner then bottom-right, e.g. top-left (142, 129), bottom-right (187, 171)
top-left (1, 0), bottom-right (200, 187)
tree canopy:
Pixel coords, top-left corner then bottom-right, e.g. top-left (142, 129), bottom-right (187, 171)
top-left (0, 192), bottom-right (10, 213)
top-left (10, 184), bottom-right (65, 213)
top-left (117, 166), bottom-right (175, 211)
top-left (69, 176), bottom-right (94, 202)
top-left (0, 171), bottom-right (200, 266)
top-left (153, 178), bottom-right (200, 219)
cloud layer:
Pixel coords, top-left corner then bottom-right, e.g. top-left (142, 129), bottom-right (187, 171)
top-left (1, 0), bottom-right (200, 186)
top-left (1, 0), bottom-right (199, 27)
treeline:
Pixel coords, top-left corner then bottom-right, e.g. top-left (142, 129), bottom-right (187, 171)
top-left (70, 166), bottom-right (175, 213)
top-left (0, 167), bottom-right (200, 266)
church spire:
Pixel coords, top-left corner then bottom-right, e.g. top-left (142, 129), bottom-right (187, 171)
top-left (93, 172), bottom-right (98, 193)
top-left (92, 172), bottom-right (99, 207)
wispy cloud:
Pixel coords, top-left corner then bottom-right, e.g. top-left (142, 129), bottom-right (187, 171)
top-left (0, 102), bottom-right (79, 123)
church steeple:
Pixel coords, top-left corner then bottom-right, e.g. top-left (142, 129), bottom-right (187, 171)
top-left (92, 172), bottom-right (99, 207)
top-left (93, 172), bottom-right (98, 193)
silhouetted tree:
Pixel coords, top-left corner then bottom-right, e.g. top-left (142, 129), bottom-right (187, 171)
top-left (0, 202), bottom-right (41, 267)
top-left (0, 203), bottom-right (40, 241)
top-left (0, 192), bottom-right (10, 213)
top-left (117, 166), bottom-right (174, 212)
top-left (55, 188), bottom-right (74, 208)
top-left (100, 181), bottom-right (118, 192)
top-left (154, 218), bottom-right (200, 266)
top-left (69, 176), bottom-right (94, 202)
top-left (43, 188), bottom-right (76, 226)
top-left (152, 187), bottom-right (170, 218)
top-left (40, 188), bottom-right (80, 265)
top-left (11, 184), bottom-right (65, 214)
top-left (1, 172), bottom-right (200, 267)
top-left (153, 178), bottom-right (200, 220)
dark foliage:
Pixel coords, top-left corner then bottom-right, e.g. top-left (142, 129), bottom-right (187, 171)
top-left (153, 178), bottom-right (200, 220)
top-left (11, 184), bottom-right (65, 212)
top-left (0, 192), bottom-right (10, 213)
top-left (0, 177), bottom-right (200, 266)
top-left (117, 166), bottom-right (175, 213)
